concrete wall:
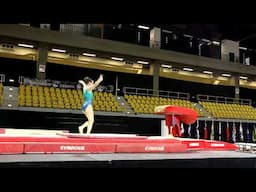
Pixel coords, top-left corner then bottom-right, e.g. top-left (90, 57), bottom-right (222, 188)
top-left (221, 39), bottom-right (239, 62)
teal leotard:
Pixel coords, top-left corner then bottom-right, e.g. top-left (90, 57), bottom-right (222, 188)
top-left (82, 89), bottom-right (93, 111)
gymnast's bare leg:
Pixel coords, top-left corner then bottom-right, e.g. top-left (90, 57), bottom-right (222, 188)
top-left (85, 105), bottom-right (94, 134)
top-left (78, 114), bottom-right (88, 134)
top-left (78, 105), bottom-right (94, 134)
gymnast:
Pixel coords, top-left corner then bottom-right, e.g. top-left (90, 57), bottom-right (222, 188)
top-left (78, 74), bottom-right (103, 134)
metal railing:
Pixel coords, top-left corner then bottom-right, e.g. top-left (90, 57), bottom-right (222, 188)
top-left (94, 85), bottom-right (114, 93)
top-left (18, 76), bottom-right (114, 92)
top-left (123, 87), bottom-right (190, 99)
top-left (197, 94), bottom-right (252, 105)
top-left (59, 24), bottom-right (85, 34)
top-left (19, 76), bottom-right (77, 88)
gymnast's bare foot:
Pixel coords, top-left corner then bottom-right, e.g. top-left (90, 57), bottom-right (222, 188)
top-left (168, 134), bottom-right (175, 138)
top-left (78, 126), bottom-right (84, 134)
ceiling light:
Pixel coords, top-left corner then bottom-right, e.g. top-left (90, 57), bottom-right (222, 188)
top-left (9, 95), bottom-right (13, 98)
top-left (111, 57), bottom-right (123, 61)
top-left (201, 38), bottom-right (211, 43)
top-left (221, 73), bottom-right (231, 77)
top-left (137, 61), bottom-right (149, 64)
top-left (7, 104), bottom-right (12, 107)
top-left (82, 53), bottom-right (96, 57)
top-left (9, 88), bottom-right (13, 91)
top-left (162, 30), bottom-right (172, 34)
top-left (184, 34), bottom-right (193, 38)
top-left (138, 25), bottom-right (149, 30)
top-left (161, 64), bottom-right (172, 68)
top-left (239, 47), bottom-right (247, 50)
top-left (240, 76), bottom-right (248, 80)
top-left (203, 71), bottom-right (213, 75)
top-left (183, 67), bottom-right (194, 72)
top-left (18, 43), bottom-right (34, 48)
top-left (212, 41), bottom-right (220, 45)
top-left (9, 79), bottom-right (14, 82)
top-left (52, 48), bottom-right (66, 53)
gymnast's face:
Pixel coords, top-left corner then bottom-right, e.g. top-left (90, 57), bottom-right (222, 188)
top-left (88, 80), bottom-right (94, 85)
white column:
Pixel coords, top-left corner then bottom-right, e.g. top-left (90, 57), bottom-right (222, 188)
top-left (221, 39), bottom-right (239, 62)
top-left (150, 27), bottom-right (161, 48)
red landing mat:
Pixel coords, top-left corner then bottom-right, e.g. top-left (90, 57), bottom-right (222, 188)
top-left (0, 133), bottom-right (238, 154)
top-left (180, 139), bottom-right (238, 151)
top-left (0, 142), bottom-right (24, 154)
top-left (24, 142), bottom-right (117, 154)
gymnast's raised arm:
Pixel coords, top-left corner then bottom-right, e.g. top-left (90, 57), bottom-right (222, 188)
top-left (87, 74), bottom-right (103, 91)
top-left (78, 80), bottom-right (87, 93)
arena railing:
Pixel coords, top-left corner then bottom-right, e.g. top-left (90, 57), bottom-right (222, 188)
top-left (196, 94), bottom-right (252, 105)
top-left (18, 76), bottom-right (114, 92)
top-left (59, 24), bottom-right (85, 34)
top-left (123, 87), bottom-right (190, 100)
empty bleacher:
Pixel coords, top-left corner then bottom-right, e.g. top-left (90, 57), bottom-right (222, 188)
top-left (18, 84), bottom-right (82, 109)
top-left (93, 91), bottom-right (122, 112)
top-left (123, 87), bottom-right (204, 116)
top-left (5, 78), bottom-right (256, 119)
top-left (18, 84), bottom-right (122, 112)
top-left (199, 101), bottom-right (256, 120)
top-left (198, 94), bottom-right (256, 120)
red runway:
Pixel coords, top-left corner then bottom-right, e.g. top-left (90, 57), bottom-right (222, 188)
top-left (0, 129), bottom-right (238, 154)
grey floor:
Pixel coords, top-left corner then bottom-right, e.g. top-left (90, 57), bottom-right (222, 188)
top-left (0, 150), bottom-right (255, 163)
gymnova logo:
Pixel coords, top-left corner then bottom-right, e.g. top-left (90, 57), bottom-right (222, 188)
top-left (145, 146), bottom-right (165, 151)
top-left (210, 143), bottom-right (225, 147)
top-left (189, 142), bottom-right (200, 147)
top-left (60, 145), bottom-right (85, 151)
